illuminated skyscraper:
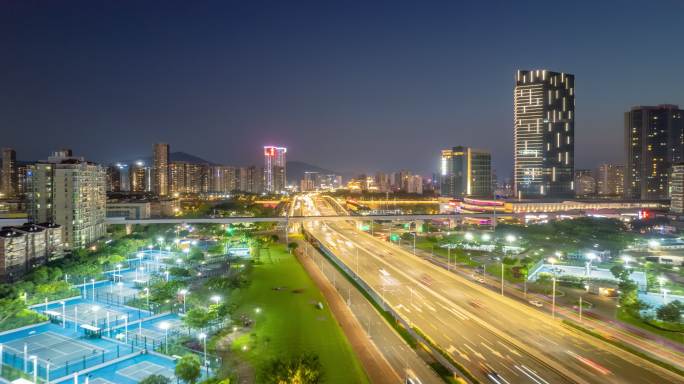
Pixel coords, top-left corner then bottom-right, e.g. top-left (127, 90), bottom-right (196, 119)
top-left (153, 143), bottom-right (170, 196)
top-left (264, 146), bottom-right (287, 193)
top-left (440, 146), bottom-right (491, 197)
top-left (514, 70), bottom-right (574, 198)
top-left (624, 105), bottom-right (684, 200)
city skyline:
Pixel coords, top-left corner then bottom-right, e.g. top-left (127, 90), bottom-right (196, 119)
top-left (3, 1), bottom-right (684, 177)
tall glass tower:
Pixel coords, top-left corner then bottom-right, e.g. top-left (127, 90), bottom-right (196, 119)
top-left (264, 146), bottom-right (287, 193)
top-left (514, 70), bottom-right (574, 198)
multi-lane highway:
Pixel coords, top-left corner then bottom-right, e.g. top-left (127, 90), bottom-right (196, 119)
top-left (298, 194), bottom-right (684, 384)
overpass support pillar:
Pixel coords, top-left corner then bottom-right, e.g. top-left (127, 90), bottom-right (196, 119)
top-left (125, 224), bottom-right (133, 235)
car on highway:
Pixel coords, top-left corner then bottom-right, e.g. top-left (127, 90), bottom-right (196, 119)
top-left (528, 300), bottom-right (543, 307)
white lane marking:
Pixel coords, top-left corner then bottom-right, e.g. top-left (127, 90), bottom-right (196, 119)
top-left (497, 341), bottom-right (522, 357)
top-left (520, 365), bottom-right (550, 384)
top-left (410, 303), bottom-right (423, 313)
top-left (515, 365), bottom-right (542, 384)
top-left (480, 342), bottom-right (504, 359)
top-left (463, 344), bottom-right (485, 360)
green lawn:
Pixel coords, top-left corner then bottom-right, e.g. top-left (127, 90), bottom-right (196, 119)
top-left (617, 308), bottom-right (684, 345)
top-left (230, 244), bottom-right (369, 383)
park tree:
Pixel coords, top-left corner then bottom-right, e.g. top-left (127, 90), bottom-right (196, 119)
top-left (184, 307), bottom-right (213, 331)
top-left (263, 353), bottom-right (322, 384)
top-left (175, 354), bottom-right (202, 384)
top-left (287, 242), bottom-right (298, 254)
top-left (656, 300), bottom-right (683, 323)
top-left (139, 374), bottom-right (171, 384)
top-left (610, 265), bottom-right (632, 281)
top-left (0, 298), bottom-right (26, 327)
top-left (198, 378), bottom-right (231, 384)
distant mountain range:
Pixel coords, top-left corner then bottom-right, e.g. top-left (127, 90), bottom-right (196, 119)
top-left (118, 152), bottom-right (349, 182)
top-left (121, 151), bottom-right (216, 166)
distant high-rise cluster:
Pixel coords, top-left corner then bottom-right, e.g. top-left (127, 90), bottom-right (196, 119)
top-left (514, 69), bottom-right (575, 198)
top-left (264, 146), bottom-right (287, 194)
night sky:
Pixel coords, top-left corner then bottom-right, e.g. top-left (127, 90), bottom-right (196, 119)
top-left (2, 1), bottom-right (684, 178)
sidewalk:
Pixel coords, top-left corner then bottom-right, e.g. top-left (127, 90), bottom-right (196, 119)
top-left (296, 247), bottom-right (399, 384)
top-left (297, 241), bottom-right (442, 384)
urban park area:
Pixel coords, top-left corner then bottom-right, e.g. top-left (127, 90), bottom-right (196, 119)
top-left (0, 220), bottom-right (366, 384)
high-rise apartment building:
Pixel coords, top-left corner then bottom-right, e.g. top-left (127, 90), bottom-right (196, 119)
top-left (238, 166), bottom-right (263, 194)
top-left (106, 164), bottom-right (123, 192)
top-left (27, 150), bottom-right (106, 249)
top-left (209, 165), bottom-right (238, 194)
top-left (264, 146), bottom-right (287, 194)
top-left (670, 163), bottom-right (684, 213)
top-left (574, 169), bottom-right (596, 197)
top-left (514, 70), bottom-right (574, 198)
top-left (1, 148), bottom-right (17, 197)
top-left (440, 146), bottom-right (492, 198)
top-left (300, 171), bottom-right (319, 192)
top-left (407, 175), bottom-right (423, 194)
top-left (129, 161), bottom-right (151, 193)
top-left (596, 164), bottom-right (624, 197)
top-left (624, 105), bottom-right (684, 200)
top-left (0, 223), bottom-right (64, 282)
top-left (153, 143), bottom-right (170, 196)
top-left (170, 162), bottom-right (208, 195)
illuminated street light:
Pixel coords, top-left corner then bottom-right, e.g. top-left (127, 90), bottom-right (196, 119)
top-left (648, 239), bottom-right (660, 249)
top-left (505, 234), bottom-right (516, 243)
top-left (547, 257), bottom-right (557, 319)
top-left (481, 233), bottom-right (491, 241)
top-left (198, 332), bottom-right (208, 375)
top-left (159, 321), bottom-right (170, 354)
top-left (211, 295), bottom-right (221, 305)
top-left (464, 232), bottom-right (474, 241)
top-left (179, 289), bottom-right (188, 313)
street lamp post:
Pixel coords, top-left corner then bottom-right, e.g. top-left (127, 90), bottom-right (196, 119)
top-left (92, 305), bottom-right (100, 328)
top-left (500, 260), bottom-right (504, 296)
top-left (199, 332), bottom-right (208, 376)
top-left (179, 289), bottom-right (188, 313)
top-left (548, 257), bottom-right (557, 319)
top-left (60, 301), bottom-right (66, 328)
top-left (159, 321), bottom-right (169, 354)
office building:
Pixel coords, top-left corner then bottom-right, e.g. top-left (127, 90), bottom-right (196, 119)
top-left (574, 169), bottom-right (596, 197)
top-left (1, 148), bottom-right (17, 197)
top-left (596, 164), bottom-right (624, 197)
top-left (153, 143), bottom-right (170, 196)
top-left (625, 105), bottom-right (684, 200)
top-left (27, 150), bottom-right (107, 249)
top-left (264, 146), bottom-right (287, 194)
top-left (514, 70), bottom-right (575, 198)
top-left (440, 146), bottom-right (492, 198)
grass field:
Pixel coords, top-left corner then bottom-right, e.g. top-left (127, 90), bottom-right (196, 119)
top-left (231, 244), bottom-right (369, 383)
top-left (617, 308), bottom-right (684, 345)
